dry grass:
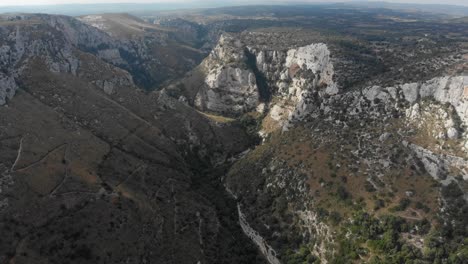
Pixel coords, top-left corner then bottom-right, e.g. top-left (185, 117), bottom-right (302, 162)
top-left (79, 13), bottom-right (172, 38)
top-left (15, 145), bottom-right (68, 196)
top-left (198, 111), bottom-right (235, 123)
top-left (259, 125), bottom-right (442, 222)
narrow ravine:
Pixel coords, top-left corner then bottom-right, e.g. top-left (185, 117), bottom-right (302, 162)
top-left (187, 156), bottom-right (268, 263)
top-left (237, 204), bottom-right (282, 264)
top-left (245, 48), bottom-right (272, 103)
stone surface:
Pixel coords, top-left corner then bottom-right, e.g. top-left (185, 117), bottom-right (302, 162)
top-left (0, 74), bottom-right (17, 105)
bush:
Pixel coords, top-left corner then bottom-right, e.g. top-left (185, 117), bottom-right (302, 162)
top-left (329, 211), bottom-right (342, 225)
top-left (336, 186), bottom-right (351, 201)
top-left (390, 198), bottom-right (411, 212)
top-left (283, 245), bottom-right (317, 264)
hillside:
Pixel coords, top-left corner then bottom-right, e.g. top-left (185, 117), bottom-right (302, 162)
top-left (0, 13), bottom-right (262, 264)
top-left (160, 6), bottom-right (468, 263)
top-left (76, 13), bottom-right (208, 90)
top-left (1, 5), bottom-right (468, 264)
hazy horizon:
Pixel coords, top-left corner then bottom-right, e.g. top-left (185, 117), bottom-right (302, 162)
top-left (1, 0), bottom-right (468, 17)
top-left (1, 0), bottom-right (468, 7)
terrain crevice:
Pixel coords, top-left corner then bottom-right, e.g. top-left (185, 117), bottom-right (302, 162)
top-left (1, 8), bottom-right (467, 264)
top-left (245, 48), bottom-right (271, 102)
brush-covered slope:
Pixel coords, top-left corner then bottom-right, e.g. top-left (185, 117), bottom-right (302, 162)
top-left (78, 13), bottom-right (207, 90)
top-left (2, 5), bottom-right (468, 264)
top-left (0, 14), bottom-right (263, 264)
top-left (172, 26), bottom-right (468, 264)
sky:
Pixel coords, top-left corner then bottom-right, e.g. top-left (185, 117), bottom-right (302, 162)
top-left (0, 0), bottom-right (467, 7)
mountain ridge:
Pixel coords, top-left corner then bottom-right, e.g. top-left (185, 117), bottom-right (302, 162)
top-left (1, 6), bottom-right (467, 264)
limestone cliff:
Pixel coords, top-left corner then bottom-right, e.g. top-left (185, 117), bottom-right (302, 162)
top-left (182, 34), bottom-right (260, 116)
top-left (0, 14), bottom-right (136, 106)
top-left (224, 32), bottom-right (467, 263)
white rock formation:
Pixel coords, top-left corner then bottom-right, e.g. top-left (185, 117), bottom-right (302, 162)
top-left (402, 83), bottom-right (420, 103)
top-left (419, 76), bottom-right (468, 126)
top-left (78, 15), bottom-right (109, 32)
top-left (285, 43), bottom-right (338, 96)
top-left (260, 43), bottom-right (338, 131)
top-left (368, 76), bottom-right (468, 128)
top-left (0, 14), bottom-right (138, 105)
top-left (346, 75), bottom-right (468, 150)
top-left (238, 204), bottom-right (281, 264)
top-left (195, 66), bottom-right (259, 114)
top-left (345, 75), bottom-right (468, 185)
top-left (194, 35), bottom-right (260, 115)
top-left (407, 142), bottom-right (468, 183)
top-left (298, 210), bottom-right (333, 263)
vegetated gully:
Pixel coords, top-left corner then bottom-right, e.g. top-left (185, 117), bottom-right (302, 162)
top-left (187, 49), bottom-right (272, 263)
top-left (187, 152), bottom-right (267, 263)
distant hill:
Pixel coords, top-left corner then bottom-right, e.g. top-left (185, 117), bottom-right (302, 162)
top-left (341, 1), bottom-right (468, 17)
top-left (0, 3), bottom-right (217, 16)
top-left (451, 16), bottom-right (468, 23)
top-left (1, 1), bottom-right (468, 17)
top-left (78, 13), bottom-right (171, 38)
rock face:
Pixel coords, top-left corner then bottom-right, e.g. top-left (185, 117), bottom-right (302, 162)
top-left (238, 205), bottom-right (281, 264)
top-left (196, 63), bottom-right (258, 115)
top-left (419, 76), bottom-right (468, 127)
top-left (170, 34), bottom-right (337, 125)
top-left (0, 14), bottom-right (136, 106)
top-left (333, 75), bottom-right (468, 184)
top-left (279, 43), bottom-right (338, 129)
top-left (168, 31), bottom-right (467, 263)
top-left (358, 75), bottom-right (468, 151)
top-left (216, 29), bottom-right (468, 262)
top-left (78, 13), bottom-right (208, 90)
top-left (0, 74), bottom-right (17, 105)
top-left (226, 73), bottom-right (468, 263)
top-left (284, 43), bottom-right (338, 95)
top-left (0, 13), bottom-right (206, 97)
top-left (245, 42), bottom-right (338, 132)
top-left (254, 42), bottom-right (337, 97)
top-left (190, 35), bottom-right (259, 115)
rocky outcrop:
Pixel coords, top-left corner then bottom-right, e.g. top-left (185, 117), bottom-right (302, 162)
top-left (329, 75), bottom-right (468, 185)
top-left (238, 205), bottom-right (281, 264)
top-left (406, 102), bottom-right (460, 141)
top-left (0, 14), bottom-right (139, 105)
top-left (193, 35), bottom-right (259, 115)
top-left (78, 13), bottom-right (207, 90)
top-left (168, 33), bottom-right (339, 123)
top-left (195, 66), bottom-right (258, 114)
top-left (258, 42), bottom-right (338, 99)
top-left (406, 142), bottom-right (468, 183)
top-left (354, 75), bottom-right (468, 150)
top-left (226, 67), bottom-right (467, 263)
top-left (248, 43), bottom-right (338, 131)
top-left (285, 44), bottom-right (338, 95)
top-left (0, 74), bottom-right (17, 105)
top-left (419, 76), bottom-right (468, 127)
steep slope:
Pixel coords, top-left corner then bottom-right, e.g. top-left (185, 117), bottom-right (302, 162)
top-left (172, 29), bottom-right (468, 263)
top-left (78, 13), bottom-right (207, 90)
top-left (165, 34), bottom-right (260, 117)
top-left (2, 7), bottom-right (468, 264)
top-left (226, 74), bottom-right (468, 263)
top-left (0, 14), bottom-right (263, 264)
